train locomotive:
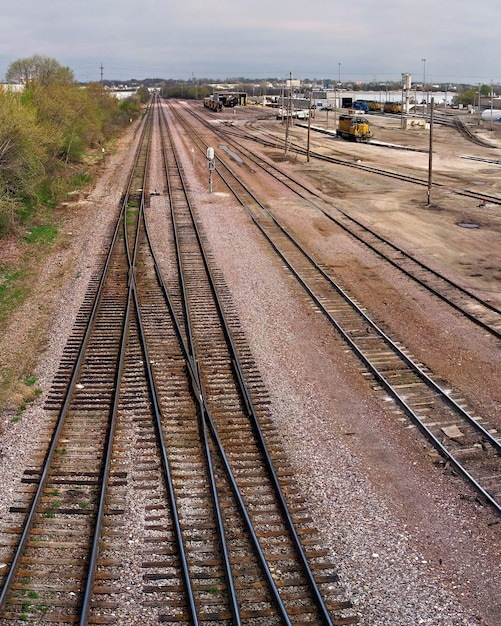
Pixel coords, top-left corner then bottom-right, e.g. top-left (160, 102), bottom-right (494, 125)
top-left (203, 92), bottom-right (245, 112)
top-left (203, 96), bottom-right (223, 112)
top-left (383, 101), bottom-right (402, 114)
top-left (336, 114), bottom-right (372, 142)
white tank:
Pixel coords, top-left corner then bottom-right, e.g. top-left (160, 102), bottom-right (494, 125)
top-left (481, 109), bottom-right (501, 122)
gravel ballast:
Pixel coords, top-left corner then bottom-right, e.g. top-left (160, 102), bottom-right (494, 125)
top-left (1, 103), bottom-right (500, 625)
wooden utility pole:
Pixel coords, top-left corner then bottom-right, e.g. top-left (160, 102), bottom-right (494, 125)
top-left (285, 72), bottom-right (292, 152)
top-left (307, 90), bottom-right (312, 162)
top-left (427, 97), bottom-right (434, 206)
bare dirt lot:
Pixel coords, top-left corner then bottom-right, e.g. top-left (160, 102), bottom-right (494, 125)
top-left (1, 101), bottom-right (500, 625)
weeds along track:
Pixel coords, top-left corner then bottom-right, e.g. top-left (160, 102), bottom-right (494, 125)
top-left (0, 96), bottom-right (356, 625)
top-left (169, 100), bottom-right (501, 517)
top-left (0, 98), bottom-right (154, 623)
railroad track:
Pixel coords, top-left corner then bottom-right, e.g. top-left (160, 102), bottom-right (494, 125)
top-left (223, 110), bottom-right (501, 206)
top-left (0, 96), bottom-right (356, 624)
top-left (151, 97), bottom-right (355, 624)
top-left (0, 100), bottom-right (154, 623)
top-left (450, 117), bottom-right (497, 149)
top-left (187, 104), bottom-right (501, 340)
top-left (167, 100), bottom-right (501, 516)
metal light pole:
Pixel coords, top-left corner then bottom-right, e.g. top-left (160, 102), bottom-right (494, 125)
top-left (285, 72), bottom-right (292, 152)
top-left (422, 58), bottom-right (426, 111)
top-left (338, 62), bottom-right (341, 85)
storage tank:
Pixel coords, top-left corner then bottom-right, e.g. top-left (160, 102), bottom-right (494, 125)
top-left (481, 109), bottom-right (501, 122)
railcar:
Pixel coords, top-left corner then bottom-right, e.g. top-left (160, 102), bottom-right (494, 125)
top-left (203, 96), bottom-right (222, 112)
top-left (203, 92), bottom-right (246, 112)
top-left (383, 101), bottom-right (402, 114)
top-left (336, 114), bottom-right (372, 142)
top-left (352, 100), bottom-right (369, 113)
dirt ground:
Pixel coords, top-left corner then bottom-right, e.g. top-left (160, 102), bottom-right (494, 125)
top-left (1, 100), bottom-right (500, 624)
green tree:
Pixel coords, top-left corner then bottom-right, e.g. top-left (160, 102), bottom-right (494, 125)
top-left (136, 85), bottom-right (150, 104)
top-left (0, 91), bottom-right (49, 234)
top-left (30, 82), bottom-right (102, 164)
top-left (0, 57), bottom-right (143, 237)
top-left (6, 55), bottom-right (74, 86)
top-left (453, 88), bottom-right (477, 107)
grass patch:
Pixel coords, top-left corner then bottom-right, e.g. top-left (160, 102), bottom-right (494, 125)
top-left (0, 265), bottom-right (26, 326)
top-left (22, 225), bottom-right (58, 245)
top-left (69, 172), bottom-right (91, 187)
top-left (0, 216), bottom-right (59, 412)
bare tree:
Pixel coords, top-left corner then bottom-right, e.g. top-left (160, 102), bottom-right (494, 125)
top-left (6, 55), bottom-right (74, 86)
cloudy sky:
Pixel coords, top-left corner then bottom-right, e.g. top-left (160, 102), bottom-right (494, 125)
top-left (1, 0), bottom-right (499, 85)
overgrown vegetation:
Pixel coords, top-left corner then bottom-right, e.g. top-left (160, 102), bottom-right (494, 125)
top-left (0, 55), bottom-right (144, 413)
top-left (0, 55), bottom-right (143, 238)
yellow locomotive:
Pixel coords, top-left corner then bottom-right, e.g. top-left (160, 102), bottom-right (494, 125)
top-left (336, 114), bottom-right (372, 142)
top-left (383, 101), bottom-right (402, 114)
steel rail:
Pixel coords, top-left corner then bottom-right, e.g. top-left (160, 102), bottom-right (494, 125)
top-left (159, 100), bottom-right (292, 623)
top-left (212, 159), bottom-right (501, 514)
top-left (173, 103), bottom-right (501, 515)
top-left (213, 157), bottom-right (501, 452)
top-left (131, 277), bottom-right (200, 625)
top-left (207, 107), bottom-right (501, 206)
top-left (213, 121), bottom-right (501, 324)
top-left (0, 103), bottom-right (152, 615)
top-left (161, 99), bottom-right (338, 624)
top-left (187, 105), bottom-right (501, 340)
top-left (239, 144), bottom-right (501, 337)
top-left (175, 104), bottom-right (501, 449)
top-left (154, 97), bottom-right (242, 624)
top-left (79, 100), bottom-right (197, 624)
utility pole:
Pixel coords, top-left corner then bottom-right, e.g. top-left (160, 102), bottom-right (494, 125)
top-left (307, 90), bottom-right (312, 162)
top-left (285, 72), bottom-right (292, 153)
top-left (421, 58), bottom-right (426, 112)
top-left (427, 97), bottom-right (434, 206)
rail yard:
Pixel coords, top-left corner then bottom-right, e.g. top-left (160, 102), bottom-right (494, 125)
top-left (0, 96), bottom-right (500, 625)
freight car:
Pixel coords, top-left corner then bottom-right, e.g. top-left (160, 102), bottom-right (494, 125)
top-left (336, 114), bottom-right (372, 142)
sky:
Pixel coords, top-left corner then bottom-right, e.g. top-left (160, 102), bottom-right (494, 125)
top-left (1, 0), bottom-right (500, 85)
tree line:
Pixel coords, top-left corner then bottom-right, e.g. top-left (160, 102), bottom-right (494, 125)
top-left (1, 55), bottom-right (144, 238)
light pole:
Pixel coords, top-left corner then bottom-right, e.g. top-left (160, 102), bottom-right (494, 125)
top-left (421, 58), bottom-right (426, 112)
top-left (427, 97), bottom-right (434, 206)
top-left (338, 62), bottom-right (341, 85)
